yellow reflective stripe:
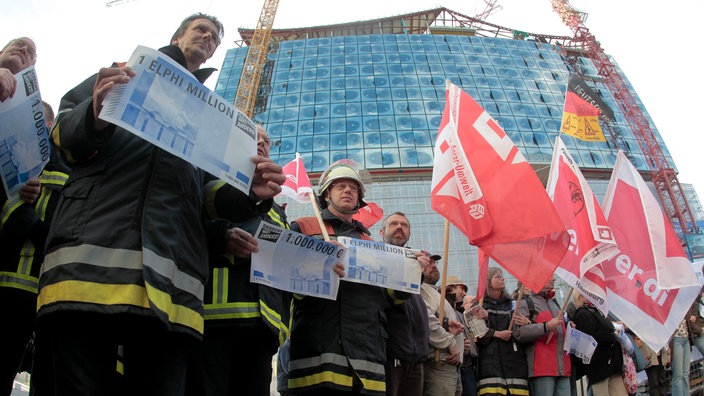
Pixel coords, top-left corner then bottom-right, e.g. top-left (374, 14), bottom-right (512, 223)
top-left (260, 299), bottom-right (288, 343)
top-left (267, 208), bottom-right (287, 228)
top-left (39, 170), bottom-right (68, 186)
top-left (204, 180), bottom-right (227, 220)
top-left (17, 240), bottom-right (35, 276)
top-left (203, 301), bottom-right (260, 320)
top-left (388, 289), bottom-right (405, 305)
top-left (50, 123), bottom-right (78, 164)
top-left (144, 281), bottom-right (204, 334)
top-left (37, 280), bottom-right (150, 311)
top-left (359, 377), bottom-right (386, 392)
top-left (288, 371), bottom-right (354, 390)
top-left (143, 248), bottom-right (204, 298)
top-left (43, 245), bottom-right (143, 273)
top-left (1, 194), bottom-right (23, 223)
top-left (479, 388), bottom-right (508, 395)
top-left (0, 272), bottom-right (38, 293)
top-left (211, 267), bottom-right (228, 304)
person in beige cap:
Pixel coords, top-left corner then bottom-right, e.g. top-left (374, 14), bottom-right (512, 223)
top-left (445, 276), bottom-right (480, 396)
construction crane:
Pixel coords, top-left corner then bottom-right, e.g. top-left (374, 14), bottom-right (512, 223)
top-left (550, 0), bottom-right (699, 238)
top-left (234, 0), bottom-right (280, 118)
top-left (474, 0), bottom-right (503, 21)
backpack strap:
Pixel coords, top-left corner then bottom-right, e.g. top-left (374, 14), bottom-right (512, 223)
top-left (294, 217), bottom-right (373, 241)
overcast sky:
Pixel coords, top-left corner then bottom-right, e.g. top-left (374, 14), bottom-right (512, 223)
top-left (2, 0), bottom-right (702, 203)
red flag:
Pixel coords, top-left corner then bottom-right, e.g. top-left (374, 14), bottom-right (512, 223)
top-left (278, 152), bottom-right (314, 203)
top-left (353, 201), bottom-right (384, 229)
top-left (547, 136), bottom-right (617, 311)
top-left (430, 82), bottom-right (570, 292)
top-left (600, 151), bottom-right (701, 351)
top-left (559, 74), bottom-right (613, 142)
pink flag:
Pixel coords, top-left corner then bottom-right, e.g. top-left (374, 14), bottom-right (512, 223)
top-left (547, 136), bottom-right (617, 311)
top-left (353, 201), bottom-right (384, 229)
top-left (430, 82), bottom-right (570, 292)
top-left (600, 151), bottom-right (701, 350)
top-left (278, 153), bottom-right (314, 203)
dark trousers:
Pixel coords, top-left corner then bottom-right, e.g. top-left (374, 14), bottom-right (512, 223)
top-left (185, 322), bottom-right (278, 396)
top-left (0, 289), bottom-right (35, 396)
top-left (385, 360), bottom-right (424, 396)
top-left (461, 364), bottom-right (477, 396)
top-left (32, 312), bottom-right (194, 396)
top-left (646, 365), bottom-right (668, 396)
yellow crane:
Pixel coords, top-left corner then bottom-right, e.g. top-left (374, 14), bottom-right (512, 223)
top-left (234, 0), bottom-right (280, 118)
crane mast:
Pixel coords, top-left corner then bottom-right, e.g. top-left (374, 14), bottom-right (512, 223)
top-left (234, 0), bottom-right (280, 118)
top-left (550, 0), bottom-right (698, 237)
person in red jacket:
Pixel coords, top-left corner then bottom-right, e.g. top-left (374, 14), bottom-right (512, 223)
top-left (513, 275), bottom-right (571, 395)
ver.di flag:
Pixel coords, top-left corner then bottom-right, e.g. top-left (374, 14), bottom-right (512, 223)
top-left (547, 136), bottom-right (617, 311)
top-left (353, 201), bottom-right (384, 228)
top-left (430, 82), bottom-right (570, 292)
top-left (278, 152), bottom-right (313, 203)
top-left (600, 151), bottom-right (701, 351)
top-left (560, 74), bottom-right (614, 142)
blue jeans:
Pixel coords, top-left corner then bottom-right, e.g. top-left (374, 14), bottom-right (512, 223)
top-left (530, 376), bottom-right (571, 396)
top-left (693, 334), bottom-right (704, 357)
top-left (671, 336), bottom-right (691, 396)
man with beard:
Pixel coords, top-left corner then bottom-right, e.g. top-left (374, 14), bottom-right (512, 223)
top-left (380, 212), bottom-right (430, 396)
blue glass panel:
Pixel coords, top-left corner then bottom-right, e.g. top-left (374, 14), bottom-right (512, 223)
top-left (422, 88), bottom-right (440, 99)
top-left (378, 117), bottom-right (396, 131)
top-left (496, 117), bottom-right (517, 131)
top-left (345, 90), bottom-right (360, 101)
top-left (309, 153), bottom-right (329, 172)
top-left (427, 115), bottom-right (442, 130)
top-left (346, 79), bottom-right (360, 89)
top-left (298, 121), bottom-right (314, 135)
top-left (405, 88), bottom-right (420, 99)
top-left (392, 89), bottom-right (407, 100)
top-left (313, 136), bottom-right (328, 150)
top-left (314, 105), bottom-right (329, 118)
top-left (299, 106), bottom-right (316, 120)
top-left (347, 133), bottom-right (363, 148)
top-left (279, 137), bottom-right (296, 153)
top-left (314, 120), bottom-right (329, 134)
top-left (366, 149), bottom-right (399, 168)
top-left (373, 76), bottom-right (388, 86)
top-left (365, 132), bottom-right (381, 147)
top-left (362, 89), bottom-right (377, 101)
top-left (543, 119), bottom-right (561, 132)
top-left (364, 117), bottom-right (380, 131)
top-left (375, 88), bottom-right (391, 99)
top-left (330, 150), bottom-right (348, 163)
top-left (331, 118), bottom-right (347, 133)
top-left (388, 64), bottom-right (403, 74)
top-left (331, 90), bottom-right (346, 103)
top-left (332, 78), bottom-right (346, 89)
top-left (270, 96), bottom-right (287, 108)
top-left (347, 118), bottom-right (362, 132)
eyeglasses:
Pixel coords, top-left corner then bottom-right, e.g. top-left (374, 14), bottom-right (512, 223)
top-left (492, 275), bottom-right (505, 280)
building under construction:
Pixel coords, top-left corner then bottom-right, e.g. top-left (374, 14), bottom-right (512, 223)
top-left (214, 6), bottom-right (704, 288)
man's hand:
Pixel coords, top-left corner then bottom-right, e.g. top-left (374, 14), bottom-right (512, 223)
top-left (512, 312), bottom-right (531, 326)
top-left (92, 66), bottom-right (135, 131)
top-left (0, 68), bottom-right (17, 102)
top-left (448, 319), bottom-right (464, 335)
top-left (250, 156), bottom-right (284, 200)
top-left (19, 178), bottom-right (41, 204)
top-left (329, 240), bottom-right (346, 278)
top-left (546, 316), bottom-right (563, 332)
top-left (493, 329), bottom-right (512, 341)
top-left (447, 342), bottom-right (461, 364)
top-left (225, 227), bottom-right (258, 258)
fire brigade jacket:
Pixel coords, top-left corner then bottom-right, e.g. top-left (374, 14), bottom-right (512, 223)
top-left (287, 209), bottom-right (405, 395)
top-left (1, 150), bottom-right (70, 294)
top-left (37, 44), bottom-right (270, 339)
top-left (204, 202), bottom-right (291, 346)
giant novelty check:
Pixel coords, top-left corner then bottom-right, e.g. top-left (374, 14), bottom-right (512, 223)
top-left (99, 45), bottom-right (256, 194)
top-left (251, 222), bottom-right (345, 300)
top-left (0, 66), bottom-right (49, 197)
top-left (337, 236), bottom-right (422, 294)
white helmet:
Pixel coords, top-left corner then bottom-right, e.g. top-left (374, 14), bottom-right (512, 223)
top-left (317, 159), bottom-right (367, 210)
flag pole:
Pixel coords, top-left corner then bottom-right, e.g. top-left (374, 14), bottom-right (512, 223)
top-left (308, 192), bottom-right (331, 242)
top-left (546, 287), bottom-right (574, 344)
top-left (435, 219), bottom-right (452, 361)
top-left (508, 287), bottom-right (525, 331)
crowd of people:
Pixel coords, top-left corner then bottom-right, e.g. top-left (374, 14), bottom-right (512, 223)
top-left (2, 11), bottom-right (704, 396)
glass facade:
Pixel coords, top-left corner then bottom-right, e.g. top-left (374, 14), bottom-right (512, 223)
top-left (214, 26), bottom-right (693, 292)
top-left (216, 33), bottom-right (675, 174)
